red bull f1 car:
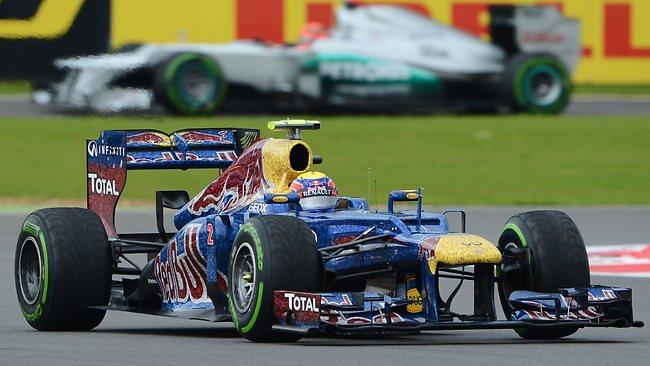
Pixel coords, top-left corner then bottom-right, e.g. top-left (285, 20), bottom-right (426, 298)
top-left (34, 4), bottom-right (579, 115)
top-left (15, 120), bottom-right (643, 342)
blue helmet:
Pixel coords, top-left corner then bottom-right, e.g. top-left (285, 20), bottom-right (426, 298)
top-left (290, 171), bottom-right (338, 211)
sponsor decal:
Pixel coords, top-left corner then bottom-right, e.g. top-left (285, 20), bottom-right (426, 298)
top-left (274, 291), bottom-right (321, 325)
top-left (216, 151), bottom-right (239, 161)
top-left (272, 195), bottom-right (288, 203)
top-left (248, 202), bottom-right (268, 213)
top-left (587, 244), bottom-right (650, 278)
top-left (301, 185), bottom-right (334, 198)
top-left (87, 141), bottom-right (97, 157)
top-left (338, 312), bottom-right (405, 325)
top-left (406, 274), bottom-right (422, 313)
top-left (319, 61), bottom-right (410, 82)
top-left (521, 31), bottom-right (565, 44)
top-left (407, 287), bottom-right (423, 313)
top-left (321, 293), bottom-right (353, 307)
top-left (335, 84), bottom-right (410, 96)
top-left (516, 305), bottom-right (602, 321)
top-left (461, 241), bottom-right (483, 246)
top-left (87, 173), bottom-right (120, 196)
top-left (153, 224), bottom-right (209, 304)
top-left (176, 130), bottom-right (230, 145)
top-left (0, 0), bottom-right (84, 39)
top-left (187, 142), bottom-right (264, 215)
top-left (602, 289), bottom-right (617, 299)
top-left (284, 292), bottom-right (320, 312)
top-left (405, 192), bottom-right (419, 200)
top-left (319, 293), bottom-right (411, 325)
top-left (87, 140), bottom-right (126, 158)
top-left (127, 151), bottom-right (237, 165)
top-left (587, 290), bottom-right (617, 302)
top-left (126, 131), bottom-right (169, 146)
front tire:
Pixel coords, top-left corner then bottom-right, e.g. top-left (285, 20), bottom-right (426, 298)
top-left (497, 210), bottom-right (589, 339)
top-left (502, 52), bottom-right (572, 114)
top-left (228, 216), bottom-right (322, 342)
top-left (15, 208), bottom-right (113, 330)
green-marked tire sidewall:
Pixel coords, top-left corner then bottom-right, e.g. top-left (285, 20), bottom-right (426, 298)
top-left (495, 222), bottom-right (529, 277)
top-left (502, 223), bottom-right (528, 248)
top-left (513, 57), bottom-right (571, 114)
top-left (228, 222), bottom-right (266, 335)
top-left (15, 219), bottom-right (50, 325)
top-left (164, 53), bottom-right (226, 115)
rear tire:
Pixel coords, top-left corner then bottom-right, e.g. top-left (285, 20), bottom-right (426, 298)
top-left (501, 52), bottom-right (572, 114)
top-left (228, 216), bottom-right (322, 342)
top-left (154, 53), bottom-right (226, 115)
top-left (15, 208), bottom-right (112, 331)
top-left (497, 210), bottom-right (589, 339)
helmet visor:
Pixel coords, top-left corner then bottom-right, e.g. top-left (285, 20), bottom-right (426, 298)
top-left (299, 195), bottom-right (338, 211)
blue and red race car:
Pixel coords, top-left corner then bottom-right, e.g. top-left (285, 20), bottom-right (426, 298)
top-left (15, 120), bottom-right (643, 341)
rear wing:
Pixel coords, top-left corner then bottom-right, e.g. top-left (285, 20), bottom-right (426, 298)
top-left (86, 128), bottom-right (259, 238)
top-left (489, 5), bottom-right (581, 73)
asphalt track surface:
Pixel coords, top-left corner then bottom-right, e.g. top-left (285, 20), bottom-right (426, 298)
top-left (0, 95), bottom-right (649, 116)
top-left (1, 206), bottom-right (648, 366)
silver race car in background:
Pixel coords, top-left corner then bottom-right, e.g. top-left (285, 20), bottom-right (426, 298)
top-left (34, 4), bottom-right (580, 114)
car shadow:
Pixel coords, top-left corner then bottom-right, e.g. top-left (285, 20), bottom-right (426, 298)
top-left (94, 326), bottom-right (241, 339)
top-left (295, 332), bottom-right (630, 347)
top-left (93, 326), bottom-right (632, 346)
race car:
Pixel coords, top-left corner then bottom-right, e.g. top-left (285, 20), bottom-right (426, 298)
top-left (33, 3), bottom-right (579, 115)
top-left (15, 120), bottom-right (643, 342)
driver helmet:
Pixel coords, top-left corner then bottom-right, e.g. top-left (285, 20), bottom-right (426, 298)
top-left (290, 171), bottom-right (338, 211)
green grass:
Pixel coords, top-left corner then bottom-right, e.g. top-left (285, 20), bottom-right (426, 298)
top-left (0, 80), bottom-right (31, 95)
top-left (0, 115), bottom-right (648, 205)
top-left (574, 84), bottom-right (650, 95)
top-left (2, 80), bottom-right (650, 96)
top-left (2, 80), bottom-right (649, 96)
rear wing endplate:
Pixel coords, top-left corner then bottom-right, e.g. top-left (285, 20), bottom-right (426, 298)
top-left (489, 5), bottom-right (580, 73)
top-left (86, 128), bottom-right (259, 238)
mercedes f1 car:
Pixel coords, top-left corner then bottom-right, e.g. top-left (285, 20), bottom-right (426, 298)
top-left (15, 120), bottom-right (643, 342)
top-left (34, 4), bottom-right (579, 115)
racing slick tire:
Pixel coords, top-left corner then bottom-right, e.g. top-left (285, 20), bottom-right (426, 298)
top-left (501, 52), bottom-right (572, 114)
top-left (154, 53), bottom-right (226, 115)
top-left (497, 210), bottom-right (590, 339)
top-left (15, 208), bottom-right (112, 331)
top-left (228, 216), bottom-right (322, 342)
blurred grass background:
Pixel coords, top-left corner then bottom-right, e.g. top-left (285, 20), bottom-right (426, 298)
top-left (2, 82), bottom-right (650, 95)
top-left (0, 115), bottom-right (648, 205)
top-left (0, 81), bottom-right (30, 95)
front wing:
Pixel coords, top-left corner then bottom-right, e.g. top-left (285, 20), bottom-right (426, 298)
top-left (272, 286), bottom-right (643, 336)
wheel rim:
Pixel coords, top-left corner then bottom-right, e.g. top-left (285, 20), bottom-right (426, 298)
top-left (18, 236), bottom-right (42, 305)
top-left (232, 242), bottom-right (257, 313)
top-left (176, 61), bottom-right (217, 106)
top-left (499, 242), bottom-right (520, 302)
top-left (523, 65), bottom-right (563, 106)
